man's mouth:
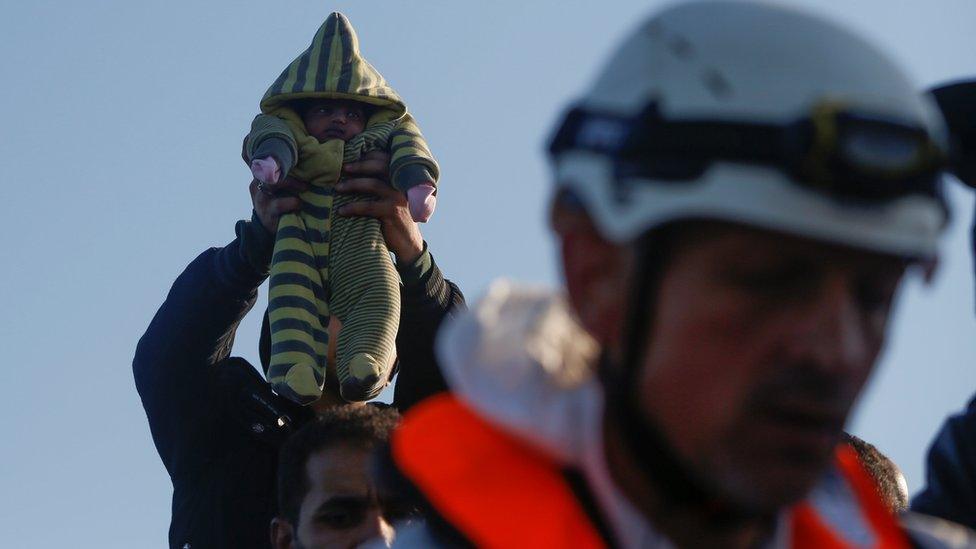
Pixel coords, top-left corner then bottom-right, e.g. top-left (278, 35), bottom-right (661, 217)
top-left (753, 400), bottom-right (848, 451)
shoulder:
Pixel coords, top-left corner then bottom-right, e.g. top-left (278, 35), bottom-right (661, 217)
top-left (214, 357), bottom-right (312, 446)
top-left (901, 512), bottom-right (976, 549)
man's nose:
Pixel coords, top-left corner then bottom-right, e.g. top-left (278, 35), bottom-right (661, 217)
top-left (356, 510), bottom-right (395, 547)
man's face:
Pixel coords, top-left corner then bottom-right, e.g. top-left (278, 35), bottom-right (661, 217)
top-left (302, 99), bottom-right (367, 142)
top-left (290, 445), bottom-right (396, 548)
top-left (633, 225), bottom-right (906, 510)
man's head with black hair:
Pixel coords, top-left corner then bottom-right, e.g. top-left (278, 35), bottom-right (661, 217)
top-left (844, 433), bottom-right (909, 513)
top-left (271, 405), bottom-right (408, 549)
top-left (929, 80), bottom-right (976, 188)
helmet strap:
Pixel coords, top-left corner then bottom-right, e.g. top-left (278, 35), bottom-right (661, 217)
top-left (601, 230), bottom-right (762, 527)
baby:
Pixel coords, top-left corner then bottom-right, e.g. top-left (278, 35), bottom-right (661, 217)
top-left (250, 98), bottom-right (437, 221)
top-left (243, 12), bottom-right (440, 405)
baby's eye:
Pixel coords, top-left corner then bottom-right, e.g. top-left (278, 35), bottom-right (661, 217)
top-left (315, 107), bottom-right (333, 115)
top-left (347, 111), bottom-right (361, 120)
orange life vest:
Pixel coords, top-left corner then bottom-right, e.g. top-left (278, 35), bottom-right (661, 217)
top-left (393, 393), bottom-right (910, 548)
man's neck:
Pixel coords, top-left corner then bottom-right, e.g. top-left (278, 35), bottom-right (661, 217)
top-left (601, 410), bottom-right (776, 549)
top-left (310, 391), bottom-right (367, 414)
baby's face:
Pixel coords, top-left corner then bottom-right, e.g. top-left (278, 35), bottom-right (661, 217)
top-left (301, 99), bottom-right (367, 142)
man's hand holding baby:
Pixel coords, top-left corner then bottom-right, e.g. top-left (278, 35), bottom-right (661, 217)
top-left (249, 176), bottom-right (307, 235)
top-left (248, 150), bottom-right (424, 264)
top-left (338, 151), bottom-right (425, 264)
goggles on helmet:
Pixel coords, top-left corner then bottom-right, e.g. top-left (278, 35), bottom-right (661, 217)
top-left (549, 101), bottom-right (946, 204)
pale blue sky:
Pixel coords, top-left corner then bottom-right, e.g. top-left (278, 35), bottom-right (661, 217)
top-left (1, 1), bottom-right (975, 546)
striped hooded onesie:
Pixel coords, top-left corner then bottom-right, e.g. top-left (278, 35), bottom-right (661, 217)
top-left (244, 12), bottom-right (439, 404)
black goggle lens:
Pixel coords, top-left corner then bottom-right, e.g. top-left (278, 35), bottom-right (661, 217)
top-left (837, 125), bottom-right (929, 175)
top-left (549, 102), bottom-right (945, 203)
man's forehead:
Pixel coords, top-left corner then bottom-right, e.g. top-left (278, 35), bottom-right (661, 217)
top-left (304, 445), bottom-right (373, 498)
top-left (670, 221), bottom-right (911, 271)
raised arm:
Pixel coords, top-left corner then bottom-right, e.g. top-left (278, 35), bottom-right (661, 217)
top-left (393, 245), bottom-right (465, 411)
top-left (133, 176), bottom-right (306, 476)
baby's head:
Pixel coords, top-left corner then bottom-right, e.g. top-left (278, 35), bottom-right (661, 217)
top-left (298, 98), bottom-right (369, 142)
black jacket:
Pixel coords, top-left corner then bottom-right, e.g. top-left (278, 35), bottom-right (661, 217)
top-left (912, 394), bottom-right (976, 530)
top-left (133, 218), bottom-right (464, 549)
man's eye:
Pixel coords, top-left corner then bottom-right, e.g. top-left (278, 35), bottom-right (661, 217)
top-left (728, 264), bottom-right (813, 295)
top-left (856, 279), bottom-right (895, 313)
top-left (318, 506), bottom-right (364, 530)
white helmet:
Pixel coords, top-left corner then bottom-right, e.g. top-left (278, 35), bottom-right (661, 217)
top-left (549, 1), bottom-right (949, 259)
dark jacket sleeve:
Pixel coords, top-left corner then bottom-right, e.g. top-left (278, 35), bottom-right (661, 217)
top-left (392, 244), bottom-right (466, 412)
top-left (133, 216), bottom-right (273, 478)
top-left (912, 395), bottom-right (976, 529)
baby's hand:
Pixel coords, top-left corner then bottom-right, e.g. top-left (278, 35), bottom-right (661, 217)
top-left (250, 156), bottom-right (281, 184)
top-left (407, 183), bottom-right (436, 223)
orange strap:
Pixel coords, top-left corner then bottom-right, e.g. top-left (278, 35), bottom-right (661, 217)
top-left (392, 393), bottom-right (606, 549)
top-left (791, 446), bottom-right (910, 549)
top-left (395, 394), bottom-right (909, 549)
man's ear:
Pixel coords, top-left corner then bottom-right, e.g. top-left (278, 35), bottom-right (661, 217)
top-left (270, 517), bottom-right (295, 549)
top-left (551, 200), bottom-right (630, 345)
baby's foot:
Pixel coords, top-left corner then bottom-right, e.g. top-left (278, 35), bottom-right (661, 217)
top-left (250, 156), bottom-right (280, 184)
top-left (407, 184), bottom-right (436, 222)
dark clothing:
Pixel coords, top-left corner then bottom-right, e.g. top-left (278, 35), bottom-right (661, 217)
top-left (133, 217), bottom-right (463, 549)
top-left (391, 243), bottom-right (459, 411)
top-left (912, 394), bottom-right (976, 530)
top-left (913, 86), bottom-right (976, 529)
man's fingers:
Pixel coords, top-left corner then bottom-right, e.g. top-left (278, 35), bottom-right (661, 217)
top-left (250, 179), bottom-right (275, 207)
top-left (268, 196), bottom-right (303, 216)
top-left (264, 175), bottom-right (309, 194)
top-left (336, 177), bottom-right (397, 198)
top-left (251, 175), bottom-right (308, 216)
top-left (337, 200), bottom-right (388, 218)
top-left (343, 156), bottom-right (391, 178)
top-left (360, 150), bottom-right (391, 164)
top-left (254, 176), bottom-right (308, 196)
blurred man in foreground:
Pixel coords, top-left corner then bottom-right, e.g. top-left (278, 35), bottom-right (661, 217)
top-left (382, 2), bottom-right (965, 547)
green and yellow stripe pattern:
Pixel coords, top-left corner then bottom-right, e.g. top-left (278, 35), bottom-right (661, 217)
top-left (259, 12), bottom-right (439, 192)
top-left (265, 121), bottom-right (401, 405)
top-left (249, 12), bottom-right (439, 404)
